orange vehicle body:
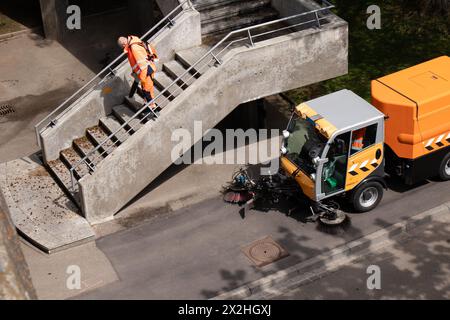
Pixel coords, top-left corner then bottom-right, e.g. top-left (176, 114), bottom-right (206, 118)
top-left (371, 56), bottom-right (450, 184)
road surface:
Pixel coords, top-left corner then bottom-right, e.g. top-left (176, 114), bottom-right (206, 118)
top-left (274, 213), bottom-right (450, 299)
top-left (74, 176), bottom-right (450, 299)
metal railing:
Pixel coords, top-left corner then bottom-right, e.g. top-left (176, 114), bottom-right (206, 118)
top-left (68, 0), bottom-right (336, 192)
top-left (34, 0), bottom-right (194, 148)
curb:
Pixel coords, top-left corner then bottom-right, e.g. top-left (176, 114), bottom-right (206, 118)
top-left (0, 27), bottom-right (43, 42)
top-left (212, 202), bottom-right (450, 300)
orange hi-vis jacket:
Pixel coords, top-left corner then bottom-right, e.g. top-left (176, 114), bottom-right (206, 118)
top-left (124, 36), bottom-right (158, 102)
top-left (124, 35), bottom-right (157, 82)
top-left (352, 128), bottom-right (366, 151)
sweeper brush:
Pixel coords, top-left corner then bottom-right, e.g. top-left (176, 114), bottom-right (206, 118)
top-left (223, 168), bottom-right (350, 229)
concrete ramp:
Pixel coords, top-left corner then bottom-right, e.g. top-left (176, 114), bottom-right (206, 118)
top-left (0, 155), bottom-right (95, 253)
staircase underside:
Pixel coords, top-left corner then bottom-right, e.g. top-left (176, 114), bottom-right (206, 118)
top-left (0, 154), bottom-right (94, 253)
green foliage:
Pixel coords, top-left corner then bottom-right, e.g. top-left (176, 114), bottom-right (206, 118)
top-left (286, 0), bottom-right (450, 103)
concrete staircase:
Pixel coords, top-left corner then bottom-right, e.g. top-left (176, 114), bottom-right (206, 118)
top-left (44, 51), bottom-right (212, 207)
top-left (1, 0), bottom-right (348, 252)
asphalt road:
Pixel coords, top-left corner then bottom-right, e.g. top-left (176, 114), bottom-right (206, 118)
top-left (275, 213), bottom-right (450, 299)
top-left (75, 176), bottom-right (450, 300)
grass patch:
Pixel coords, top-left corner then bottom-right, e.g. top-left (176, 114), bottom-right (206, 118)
top-left (286, 0), bottom-right (450, 103)
top-left (0, 13), bottom-right (26, 35)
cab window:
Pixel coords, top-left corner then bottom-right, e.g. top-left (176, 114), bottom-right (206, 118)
top-left (350, 124), bottom-right (378, 155)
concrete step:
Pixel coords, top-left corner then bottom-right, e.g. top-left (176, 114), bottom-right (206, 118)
top-left (124, 95), bottom-right (146, 112)
top-left (46, 158), bottom-right (80, 204)
top-left (175, 45), bottom-right (214, 77)
top-left (126, 90), bottom-right (170, 111)
top-left (112, 104), bottom-right (144, 133)
top-left (99, 116), bottom-right (130, 144)
top-left (201, 7), bottom-right (279, 36)
top-left (73, 136), bottom-right (104, 167)
top-left (86, 125), bottom-right (118, 157)
top-left (193, 0), bottom-right (242, 11)
top-left (163, 60), bottom-right (196, 88)
top-left (154, 72), bottom-right (184, 99)
top-left (60, 147), bottom-right (91, 180)
top-left (200, 0), bottom-right (272, 24)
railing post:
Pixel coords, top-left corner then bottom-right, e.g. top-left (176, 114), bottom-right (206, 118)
top-left (248, 29), bottom-right (254, 47)
top-left (85, 159), bottom-right (95, 173)
top-left (315, 11), bottom-right (321, 28)
top-left (70, 169), bottom-right (75, 192)
top-left (211, 52), bottom-right (222, 66)
top-left (35, 127), bottom-right (41, 148)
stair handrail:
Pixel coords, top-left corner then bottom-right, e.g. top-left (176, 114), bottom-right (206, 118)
top-left (68, 0), bottom-right (335, 191)
top-left (34, 0), bottom-right (194, 148)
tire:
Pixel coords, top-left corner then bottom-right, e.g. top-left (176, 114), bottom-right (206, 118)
top-left (351, 181), bottom-right (384, 213)
top-left (438, 152), bottom-right (450, 181)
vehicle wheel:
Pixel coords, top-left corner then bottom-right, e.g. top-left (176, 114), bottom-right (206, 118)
top-left (438, 153), bottom-right (450, 181)
top-left (351, 181), bottom-right (384, 213)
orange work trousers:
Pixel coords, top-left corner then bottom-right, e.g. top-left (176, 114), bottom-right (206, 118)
top-left (139, 65), bottom-right (156, 107)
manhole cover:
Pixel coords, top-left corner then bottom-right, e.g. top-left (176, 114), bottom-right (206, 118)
top-left (0, 105), bottom-right (15, 117)
top-left (242, 236), bottom-right (289, 267)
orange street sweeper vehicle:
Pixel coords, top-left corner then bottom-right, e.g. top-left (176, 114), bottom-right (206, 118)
top-left (279, 56), bottom-right (450, 219)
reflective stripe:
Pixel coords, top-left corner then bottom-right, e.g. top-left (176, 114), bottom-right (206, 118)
top-left (425, 138), bottom-right (434, 147)
top-left (436, 134), bottom-right (445, 143)
top-left (348, 164), bottom-right (358, 173)
top-left (359, 160), bottom-right (369, 169)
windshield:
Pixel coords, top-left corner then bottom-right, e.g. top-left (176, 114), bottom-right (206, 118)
top-left (284, 114), bottom-right (327, 175)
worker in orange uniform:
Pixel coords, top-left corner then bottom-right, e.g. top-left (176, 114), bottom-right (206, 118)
top-left (118, 36), bottom-right (158, 110)
top-left (351, 128), bottom-right (366, 152)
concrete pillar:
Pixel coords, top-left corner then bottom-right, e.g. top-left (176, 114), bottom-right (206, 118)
top-left (128, 0), bottom-right (157, 34)
top-left (39, 0), bottom-right (69, 41)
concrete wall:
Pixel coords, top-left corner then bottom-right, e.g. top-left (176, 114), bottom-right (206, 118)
top-left (40, 9), bottom-right (201, 162)
top-left (272, 0), bottom-right (324, 17)
top-left (79, 18), bottom-right (348, 223)
top-left (156, 0), bottom-right (182, 16)
top-left (271, 0), bottom-right (331, 31)
top-left (0, 190), bottom-right (37, 300)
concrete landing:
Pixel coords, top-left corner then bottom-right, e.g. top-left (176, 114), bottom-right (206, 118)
top-left (0, 154), bottom-right (95, 254)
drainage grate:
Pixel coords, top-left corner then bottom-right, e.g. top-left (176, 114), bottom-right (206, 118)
top-left (242, 236), bottom-right (289, 267)
top-left (0, 105), bottom-right (15, 117)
